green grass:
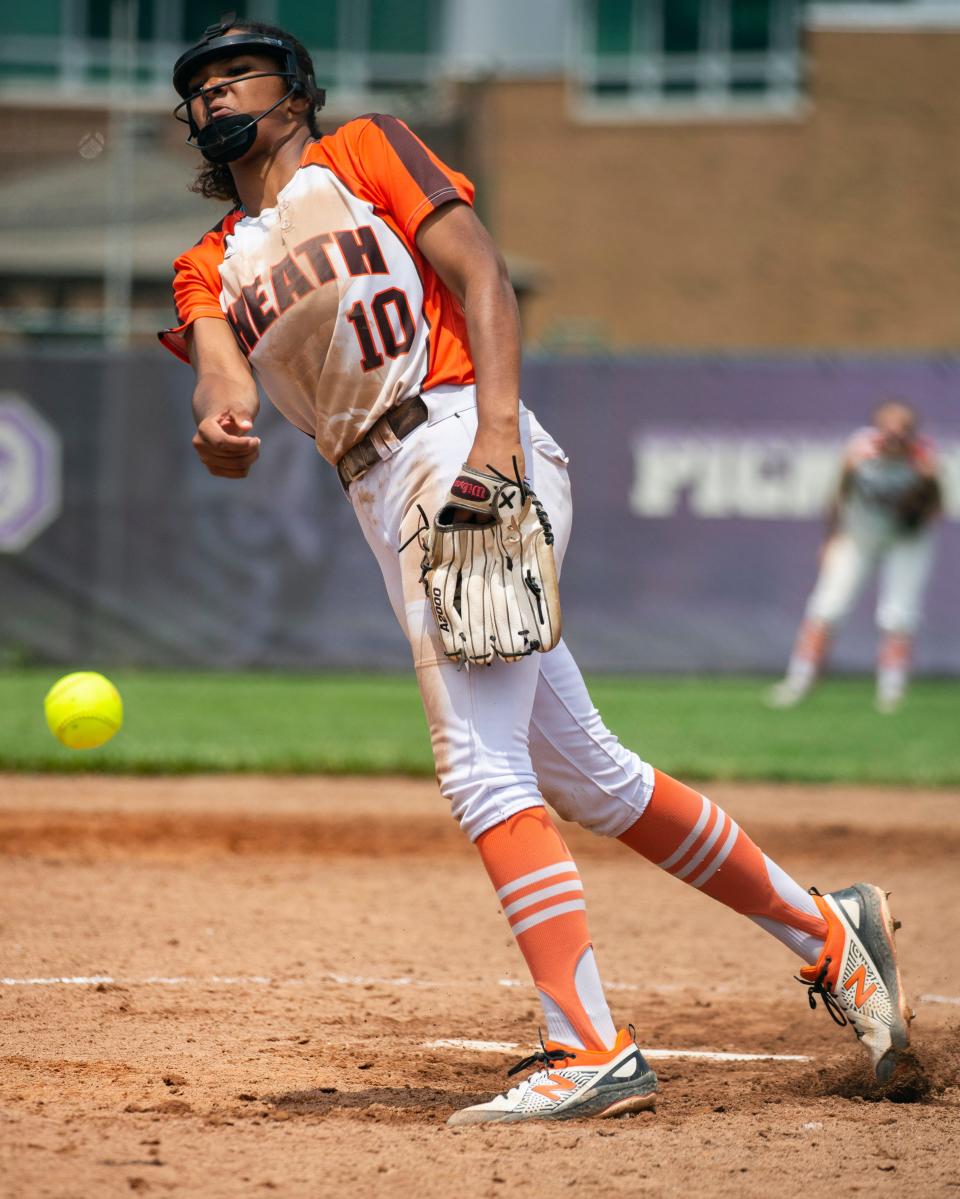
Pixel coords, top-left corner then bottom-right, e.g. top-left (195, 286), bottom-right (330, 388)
top-left (1, 671), bottom-right (958, 785)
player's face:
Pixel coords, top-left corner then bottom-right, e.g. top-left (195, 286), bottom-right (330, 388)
top-left (187, 50), bottom-right (289, 129)
top-left (874, 405), bottom-right (916, 456)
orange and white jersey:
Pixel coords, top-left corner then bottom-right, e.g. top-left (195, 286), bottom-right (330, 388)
top-left (159, 115), bottom-right (476, 464)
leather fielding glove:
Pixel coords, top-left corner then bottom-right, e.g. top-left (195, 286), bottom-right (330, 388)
top-left (419, 462), bottom-right (562, 666)
top-left (895, 476), bottom-right (941, 531)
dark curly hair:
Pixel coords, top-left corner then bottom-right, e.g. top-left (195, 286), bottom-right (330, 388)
top-left (187, 21), bottom-right (324, 206)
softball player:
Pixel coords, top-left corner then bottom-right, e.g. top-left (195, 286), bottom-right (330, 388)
top-left (161, 18), bottom-right (912, 1123)
top-left (768, 401), bottom-right (942, 713)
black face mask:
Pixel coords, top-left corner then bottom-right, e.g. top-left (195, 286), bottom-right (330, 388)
top-left (196, 111), bottom-right (260, 164)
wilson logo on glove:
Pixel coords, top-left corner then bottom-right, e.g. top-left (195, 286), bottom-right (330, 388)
top-left (419, 461), bottom-right (562, 667)
top-left (451, 477), bottom-right (491, 502)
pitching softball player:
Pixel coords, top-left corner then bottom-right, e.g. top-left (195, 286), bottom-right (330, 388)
top-left (768, 401), bottom-right (942, 714)
top-left (160, 17), bottom-right (913, 1123)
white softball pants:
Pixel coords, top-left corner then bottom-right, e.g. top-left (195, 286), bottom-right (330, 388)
top-left (348, 384), bottom-right (654, 841)
top-left (805, 525), bottom-right (936, 634)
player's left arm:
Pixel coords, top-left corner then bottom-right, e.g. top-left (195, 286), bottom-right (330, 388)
top-left (416, 201), bottom-right (523, 480)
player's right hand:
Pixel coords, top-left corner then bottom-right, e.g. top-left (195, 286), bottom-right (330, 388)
top-left (192, 411), bottom-right (261, 478)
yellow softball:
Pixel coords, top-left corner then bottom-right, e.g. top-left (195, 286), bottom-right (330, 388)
top-left (44, 671), bottom-right (123, 750)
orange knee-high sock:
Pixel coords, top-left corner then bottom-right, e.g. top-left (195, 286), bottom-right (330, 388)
top-left (619, 771), bottom-right (828, 962)
top-left (877, 631), bottom-right (911, 697)
top-left (476, 807), bottom-right (616, 1051)
top-left (786, 618), bottom-right (831, 687)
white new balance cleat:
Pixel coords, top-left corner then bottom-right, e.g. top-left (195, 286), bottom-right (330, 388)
top-left (798, 884), bottom-right (913, 1082)
top-left (447, 1027), bottom-right (658, 1126)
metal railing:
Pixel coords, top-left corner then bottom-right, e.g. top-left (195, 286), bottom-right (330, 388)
top-left (0, 34), bottom-right (444, 113)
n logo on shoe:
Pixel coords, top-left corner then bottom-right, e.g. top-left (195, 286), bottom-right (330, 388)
top-left (843, 964), bottom-right (878, 1008)
top-left (532, 1074), bottom-right (577, 1102)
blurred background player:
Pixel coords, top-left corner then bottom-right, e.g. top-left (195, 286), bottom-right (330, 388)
top-left (768, 401), bottom-right (942, 714)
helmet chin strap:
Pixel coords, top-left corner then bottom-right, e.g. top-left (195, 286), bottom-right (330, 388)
top-left (194, 86), bottom-right (297, 164)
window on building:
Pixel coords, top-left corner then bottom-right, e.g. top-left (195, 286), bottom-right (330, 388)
top-left (0, 0), bottom-right (437, 104)
top-left (579, 0), bottom-right (804, 115)
top-left (280, 0), bottom-right (440, 96)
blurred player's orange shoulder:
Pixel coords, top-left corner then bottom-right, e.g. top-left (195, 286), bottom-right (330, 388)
top-left (911, 435), bottom-right (938, 471)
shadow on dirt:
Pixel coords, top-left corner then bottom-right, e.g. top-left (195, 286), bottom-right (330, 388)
top-left (263, 1084), bottom-right (475, 1122)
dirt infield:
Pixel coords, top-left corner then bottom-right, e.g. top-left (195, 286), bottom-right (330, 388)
top-left (1, 775), bottom-right (959, 1198)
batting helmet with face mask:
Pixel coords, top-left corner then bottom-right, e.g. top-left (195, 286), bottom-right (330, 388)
top-left (172, 12), bottom-right (325, 164)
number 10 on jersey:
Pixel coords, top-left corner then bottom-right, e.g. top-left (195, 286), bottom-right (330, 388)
top-left (346, 288), bottom-right (416, 372)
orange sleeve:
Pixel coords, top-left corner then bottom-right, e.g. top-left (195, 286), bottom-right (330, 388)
top-left (157, 212), bottom-right (239, 364)
top-left (317, 115), bottom-right (475, 243)
top-left (912, 436), bottom-right (939, 473)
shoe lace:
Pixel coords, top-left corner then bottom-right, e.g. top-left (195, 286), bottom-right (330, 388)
top-left (399, 503), bottom-right (430, 555)
top-left (485, 456), bottom-right (526, 494)
top-left (506, 1029), bottom-right (578, 1078)
top-left (486, 459), bottom-right (555, 546)
top-left (795, 955), bottom-right (848, 1028)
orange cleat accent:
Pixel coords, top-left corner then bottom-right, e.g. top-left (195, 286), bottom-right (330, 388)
top-left (447, 1028), bottom-right (657, 1126)
top-left (798, 885), bottom-right (912, 1082)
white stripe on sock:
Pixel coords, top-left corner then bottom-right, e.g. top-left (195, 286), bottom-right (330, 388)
top-left (574, 947), bottom-right (617, 1049)
top-left (689, 819), bottom-right (741, 889)
top-left (511, 899), bottom-right (587, 937)
top-left (763, 856), bottom-right (822, 921)
top-left (750, 915), bottom-right (824, 965)
top-left (537, 988), bottom-right (585, 1049)
top-left (496, 861), bottom-right (577, 902)
top-left (656, 795), bottom-right (711, 871)
top-left (503, 879), bottom-right (584, 920)
top-left (673, 807), bottom-right (725, 881)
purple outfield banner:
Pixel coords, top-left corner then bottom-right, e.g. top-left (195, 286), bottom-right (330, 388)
top-left (521, 358), bottom-right (959, 673)
top-left (0, 352), bottom-right (956, 673)
top-left (0, 394), bottom-right (61, 553)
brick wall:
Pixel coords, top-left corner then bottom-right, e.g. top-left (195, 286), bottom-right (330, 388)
top-left (478, 30), bottom-right (960, 351)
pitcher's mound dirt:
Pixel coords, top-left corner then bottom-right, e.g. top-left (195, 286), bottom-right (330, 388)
top-left (1, 775), bottom-right (958, 1198)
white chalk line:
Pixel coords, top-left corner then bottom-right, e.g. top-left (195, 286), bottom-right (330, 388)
top-left (422, 1039), bottom-right (811, 1063)
top-left (644, 1048), bottom-right (811, 1062)
top-left (426, 1038), bottom-right (520, 1054)
top-left (2, 975), bottom-right (957, 1011)
top-left (0, 974), bottom-right (674, 992)
top-left (0, 973), bottom-right (435, 989)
